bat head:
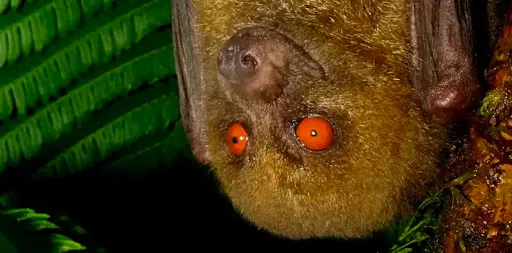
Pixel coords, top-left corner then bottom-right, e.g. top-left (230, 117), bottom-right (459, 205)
top-left (173, 0), bottom-right (479, 239)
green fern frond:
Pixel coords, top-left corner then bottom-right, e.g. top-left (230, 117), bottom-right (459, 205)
top-left (0, 0), bottom-right (34, 16)
top-left (97, 119), bottom-right (191, 177)
top-left (0, 0), bottom-right (171, 121)
top-left (0, 208), bottom-right (85, 252)
top-left (35, 79), bottom-right (180, 178)
top-left (0, 0), bottom-right (114, 67)
top-left (0, 1), bottom-right (184, 252)
top-left (0, 29), bottom-right (174, 173)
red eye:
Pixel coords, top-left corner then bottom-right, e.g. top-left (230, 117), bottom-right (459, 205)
top-left (295, 116), bottom-right (334, 151)
top-left (226, 122), bottom-right (249, 156)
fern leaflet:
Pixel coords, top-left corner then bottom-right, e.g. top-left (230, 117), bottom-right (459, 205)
top-left (35, 79), bottom-right (180, 178)
top-left (0, 0), bottom-right (171, 121)
top-left (0, 208), bottom-right (85, 252)
top-left (0, 29), bottom-right (174, 173)
top-left (0, 0), bottom-right (115, 66)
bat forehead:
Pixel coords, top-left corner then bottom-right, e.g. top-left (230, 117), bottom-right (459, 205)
top-left (192, 0), bottom-right (409, 76)
top-left (192, 0), bottom-right (401, 23)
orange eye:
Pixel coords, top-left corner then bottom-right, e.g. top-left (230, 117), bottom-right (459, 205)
top-left (226, 122), bottom-right (249, 156)
top-left (295, 116), bottom-right (334, 151)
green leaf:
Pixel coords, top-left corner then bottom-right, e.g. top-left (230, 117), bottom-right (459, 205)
top-left (34, 79), bottom-right (180, 178)
top-left (0, 1), bottom-right (182, 252)
top-left (0, 29), bottom-right (174, 174)
top-left (27, 219), bottom-right (59, 230)
top-left (386, 190), bottom-right (444, 253)
top-left (0, 0), bottom-right (35, 16)
top-left (0, 0), bottom-right (171, 121)
top-left (0, 0), bottom-right (114, 66)
top-left (50, 234), bottom-right (86, 252)
top-left (97, 119), bottom-right (191, 177)
top-left (479, 88), bottom-right (504, 117)
top-left (0, 208), bottom-right (85, 252)
top-left (0, 233), bottom-right (16, 253)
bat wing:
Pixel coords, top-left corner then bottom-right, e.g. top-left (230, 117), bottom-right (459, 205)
top-left (411, 0), bottom-right (481, 124)
top-left (172, 0), bottom-right (210, 165)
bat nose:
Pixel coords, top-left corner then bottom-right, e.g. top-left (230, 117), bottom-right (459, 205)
top-left (217, 29), bottom-right (288, 102)
top-left (217, 39), bottom-right (262, 83)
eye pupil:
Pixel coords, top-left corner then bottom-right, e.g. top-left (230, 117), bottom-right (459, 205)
top-left (310, 130), bottom-right (317, 137)
top-left (232, 137), bottom-right (239, 144)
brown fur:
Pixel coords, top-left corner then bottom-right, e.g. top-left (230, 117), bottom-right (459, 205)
top-left (192, 0), bottom-right (445, 239)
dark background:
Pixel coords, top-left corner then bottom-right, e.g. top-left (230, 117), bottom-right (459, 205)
top-left (10, 152), bottom-right (389, 253)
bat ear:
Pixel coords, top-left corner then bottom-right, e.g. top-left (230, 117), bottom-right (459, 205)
top-left (411, 0), bottom-right (482, 124)
top-left (172, 0), bottom-right (210, 165)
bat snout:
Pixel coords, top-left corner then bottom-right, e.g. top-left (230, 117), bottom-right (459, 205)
top-left (217, 28), bottom-right (289, 102)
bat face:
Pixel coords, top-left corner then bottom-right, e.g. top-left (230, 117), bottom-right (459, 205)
top-left (173, 0), bottom-right (480, 239)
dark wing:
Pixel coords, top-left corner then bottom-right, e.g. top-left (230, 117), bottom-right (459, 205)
top-left (411, 0), bottom-right (481, 124)
top-left (172, 0), bottom-right (210, 165)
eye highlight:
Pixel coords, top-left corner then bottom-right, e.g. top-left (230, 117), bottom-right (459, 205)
top-left (226, 122), bottom-right (249, 156)
top-left (295, 116), bottom-right (334, 151)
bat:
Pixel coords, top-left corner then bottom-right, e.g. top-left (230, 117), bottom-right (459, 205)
top-left (171, 0), bottom-right (482, 239)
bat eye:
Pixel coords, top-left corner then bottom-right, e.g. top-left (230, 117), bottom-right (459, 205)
top-left (295, 117), bottom-right (334, 151)
top-left (226, 122), bottom-right (249, 156)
